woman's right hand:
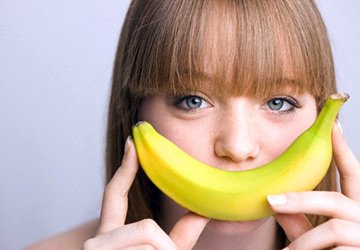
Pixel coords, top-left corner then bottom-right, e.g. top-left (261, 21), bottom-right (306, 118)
top-left (82, 137), bottom-right (209, 250)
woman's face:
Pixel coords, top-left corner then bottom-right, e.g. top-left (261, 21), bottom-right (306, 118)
top-left (138, 83), bottom-right (317, 235)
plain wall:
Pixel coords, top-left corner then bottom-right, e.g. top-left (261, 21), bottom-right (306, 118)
top-left (1, 1), bottom-right (131, 249)
top-left (1, 1), bottom-right (359, 249)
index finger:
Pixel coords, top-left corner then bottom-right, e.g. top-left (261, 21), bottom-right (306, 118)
top-left (332, 120), bottom-right (360, 200)
top-left (169, 212), bottom-right (210, 250)
top-left (98, 137), bottom-right (139, 234)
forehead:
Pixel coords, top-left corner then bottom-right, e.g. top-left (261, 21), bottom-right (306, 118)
top-left (175, 4), bottom-right (302, 98)
top-left (131, 0), bottom-right (324, 101)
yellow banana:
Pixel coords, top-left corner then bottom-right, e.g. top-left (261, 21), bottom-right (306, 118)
top-left (132, 93), bottom-right (349, 221)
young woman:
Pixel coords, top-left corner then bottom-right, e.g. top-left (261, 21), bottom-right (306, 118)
top-left (29, 0), bottom-right (360, 249)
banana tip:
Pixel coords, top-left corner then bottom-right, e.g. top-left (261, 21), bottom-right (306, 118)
top-left (133, 121), bottom-right (146, 128)
top-left (329, 92), bottom-right (350, 101)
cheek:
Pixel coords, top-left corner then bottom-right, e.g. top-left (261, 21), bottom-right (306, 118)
top-left (154, 121), bottom-right (214, 164)
top-left (263, 113), bottom-right (317, 160)
top-left (139, 99), bottom-right (212, 161)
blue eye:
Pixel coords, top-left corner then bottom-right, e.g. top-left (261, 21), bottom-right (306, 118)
top-left (175, 95), bottom-right (210, 110)
top-left (186, 96), bottom-right (203, 108)
top-left (266, 97), bottom-right (297, 112)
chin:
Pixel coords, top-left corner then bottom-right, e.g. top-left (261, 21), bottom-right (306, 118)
top-left (160, 194), bottom-right (274, 236)
top-left (206, 217), bottom-right (271, 236)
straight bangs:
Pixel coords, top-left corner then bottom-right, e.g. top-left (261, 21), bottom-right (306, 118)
top-left (125, 0), bottom-right (335, 104)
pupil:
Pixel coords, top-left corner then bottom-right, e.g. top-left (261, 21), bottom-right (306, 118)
top-left (269, 99), bottom-right (283, 110)
top-left (187, 97), bottom-right (202, 108)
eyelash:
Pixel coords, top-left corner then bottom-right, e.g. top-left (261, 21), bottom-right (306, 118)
top-left (265, 96), bottom-right (301, 114)
top-left (172, 95), bottom-right (301, 115)
top-left (172, 94), bottom-right (210, 112)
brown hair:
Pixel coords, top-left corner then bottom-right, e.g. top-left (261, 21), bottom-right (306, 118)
top-left (106, 0), bottom-right (338, 245)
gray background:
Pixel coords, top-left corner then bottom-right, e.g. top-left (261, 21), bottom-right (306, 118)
top-left (1, 1), bottom-right (359, 249)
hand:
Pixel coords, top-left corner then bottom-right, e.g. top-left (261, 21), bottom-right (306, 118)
top-left (83, 137), bottom-right (209, 250)
top-left (268, 121), bottom-right (360, 249)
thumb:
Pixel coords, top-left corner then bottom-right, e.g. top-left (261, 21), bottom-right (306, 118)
top-left (169, 212), bottom-right (210, 250)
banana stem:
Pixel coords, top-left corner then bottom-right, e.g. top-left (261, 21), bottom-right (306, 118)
top-left (311, 92), bottom-right (349, 137)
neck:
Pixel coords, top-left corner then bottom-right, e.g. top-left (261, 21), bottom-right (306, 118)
top-left (193, 217), bottom-right (280, 250)
top-left (158, 195), bottom-right (281, 250)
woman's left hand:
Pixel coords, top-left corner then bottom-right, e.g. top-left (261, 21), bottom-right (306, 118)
top-left (269, 121), bottom-right (360, 249)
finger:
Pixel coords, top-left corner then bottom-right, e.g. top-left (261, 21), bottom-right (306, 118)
top-left (170, 212), bottom-right (210, 250)
top-left (123, 246), bottom-right (155, 250)
top-left (98, 137), bottom-right (139, 234)
top-left (267, 192), bottom-right (360, 223)
top-left (333, 247), bottom-right (360, 250)
top-left (286, 219), bottom-right (360, 249)
top-left (87, 219), bottom-right (177, 250)
top-left (274, 213), bottom-right (313, 241)
top-left (332, 120), bottom-right (360, 199)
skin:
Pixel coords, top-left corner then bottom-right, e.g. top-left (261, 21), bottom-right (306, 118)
top-left (26, 4), bottom-right (360, 249)
top-left (27, 35), bottom-right (359, 249)
top-left (136, 89), bottom-right (316, 249)
top-left (81, 88), bottom-right (360, 249)
top-left (273, 122), bottom-right (360, 249)
top-left (29, 88), bottom-right (360, 249)
top-left (139, 91), bottom-right (317, 236)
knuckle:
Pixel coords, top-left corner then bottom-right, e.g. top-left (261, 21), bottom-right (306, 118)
top-left (141, 245), bottom-right (156, 250)
top-left (138, 219), bottom-right (159, 236)
top-left (104, 181), bottom-right (115, 195)
top-left (327, 218), bottom-right (344, 236)
top-left (327, 192), bottom-right (345, 212)
top-left (82, 238), bottom-right (98, 250)
top-left (103, 184), bottom-right (113, 199)
top-left (327, 192), bottom-right (342, 206)
top-left (330, 191), bottom-right (343, 200)
top-left (332, 247), bottom-right (346, 250)
top-left (103, 181), bottom-right (123, 200)
top-left (103, 177), bottom-right (129, 199)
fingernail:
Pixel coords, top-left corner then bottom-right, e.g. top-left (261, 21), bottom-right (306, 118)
top-left (124, 136), bottom-right (132, 154)
top-left (336, 119), bottom-right (343, 135)
top-left (282, 247), bottom-right (289, 250)
top-left (267, 194), bottom-right (287, 206)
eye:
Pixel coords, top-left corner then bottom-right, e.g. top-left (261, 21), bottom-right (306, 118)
top-left (266, 97), bottom-right (299, 112)
top-left (174, 95), bottom-right (211, 110)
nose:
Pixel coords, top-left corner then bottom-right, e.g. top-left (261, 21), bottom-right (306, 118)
top-left (214, 109), bottom-right (260, 165)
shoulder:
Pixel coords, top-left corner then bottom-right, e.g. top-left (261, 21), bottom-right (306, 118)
top-left (26, 219), bottom-right (98, 250)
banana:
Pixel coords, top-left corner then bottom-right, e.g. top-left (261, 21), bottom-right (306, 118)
top-left (132, 93), bottom-right (349, 221)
